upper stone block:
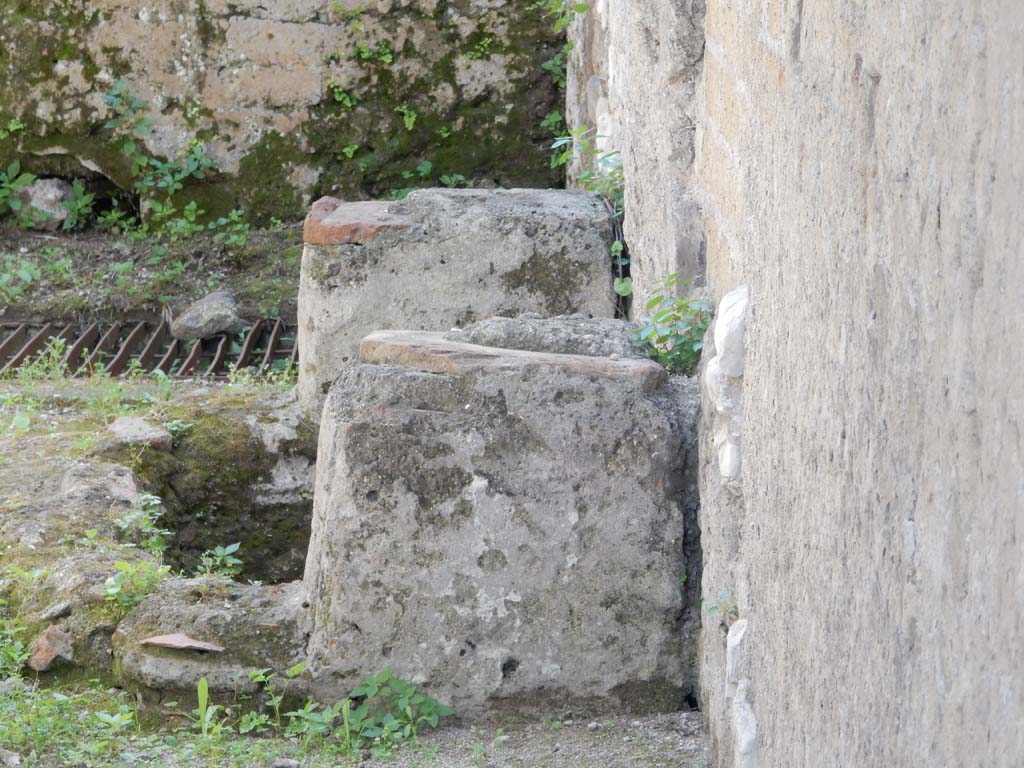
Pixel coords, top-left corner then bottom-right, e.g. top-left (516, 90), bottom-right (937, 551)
top-left (296, 189), bottom-right (617, 417)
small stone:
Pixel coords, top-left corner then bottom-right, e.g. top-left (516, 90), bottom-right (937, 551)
top-left (494, 734), bottom-right (512, 747)
top-left (28, 625), bottom-right (74, 672)
top-left (268, 759), bottom-right (301, 768)
top-left (38, 601), bottom-right (73, 621)
top-left (713, 285), bottom-right (749, 378)
top-left (140, 633), bottom-right (225, 653)
top-left (171, 290), bottom-right (244, 340)
top-left (14, 178), bottom-right (72, 231)
top-left (588, 721), bottom-right (600, 731)
top-left (108, 417), bottom-right (174, 452)
top-left (562, 719), bottom-right (574, 726)
top-left (0, 748), bottom-right (22, 767)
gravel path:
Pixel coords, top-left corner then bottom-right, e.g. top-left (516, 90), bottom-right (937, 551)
top-left (353, 712), bottom-right (709, 768)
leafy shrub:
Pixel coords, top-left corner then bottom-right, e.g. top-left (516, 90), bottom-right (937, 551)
top-left (103, 560), bottom-right (170, 618)
top-left (632, 273), bottom-right (711, 374)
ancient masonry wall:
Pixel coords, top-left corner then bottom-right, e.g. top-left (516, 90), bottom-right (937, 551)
top-left (0, 1), bottom-right (562, 221)
top-left (571, 0), bottom-right (1024, 765)
top-left (566, 0), bottom-right (707, 310)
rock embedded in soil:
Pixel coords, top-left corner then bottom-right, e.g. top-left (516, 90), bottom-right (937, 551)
top-left (14, 178), bottom-right (72, 231)
top-left (108, 416), bottom-right (174, 452)
top-left (27, 624), bottom-right (74, 671)
top-left (171, 290), bottom-right (244, 340)
top-left (114, 578), bottom-right (309, 701)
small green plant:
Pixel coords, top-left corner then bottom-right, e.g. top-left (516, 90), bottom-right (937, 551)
top-left (115, 492), bottom-right (172, 556)
top-left (632, 273), bottom-right (710, 374)
top-left (531, 0), bottom-right (589, 31)
top-left (355, 41), bottom-right (394, 64)
top-left (395, 105), bottom-right (417, 131)
top-left (249, 661), bottom-right (307, 728)
top-left (103, 560), bottom-right (170, 618)
top-left (209, 208), bottom-right (250, 248)
top-left (703, 589), bottom-right (739, 627)
top-left (463, 36), bottom-right (495, 60)
top-left (551, 125), bottom-right (629, 297)
top-left (0, 252), bottom-right (41, 304)
top-left (13, 336), bottom-right (68, 380)
top-left (0, 617), bottom-right (30, 679)
top-left (342, 143), bottom-right (359, 159)
top-left (149, 369), bottom-right (174, 402)
top-left (327, 81), bottom-right (358, 109)
top-left (162, 418), bottom-right (193, 446)
top-left (440, 174), bottom-right (473, 189)
top-left (197, 543), bottom-right (243, 577)
top-left (0, 161), bottom-right (35, 219)
top-left (62, 179), bottom-right (95, 230)
top-left (401, 160), bottom-right (433, 182)
top-left (94, 707), bottom-right (135, 737)
top-left (541, 110), bottom-right (564, 135)
top-left (188, 677), bottom-right (231, 737)
top-left (541, 42), bottom-right (573, 88)
top-left (0, 118), bottom-right (25, 140)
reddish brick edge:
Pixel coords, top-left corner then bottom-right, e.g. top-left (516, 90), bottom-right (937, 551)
top-left (303, 196), bottom-right (412, 246)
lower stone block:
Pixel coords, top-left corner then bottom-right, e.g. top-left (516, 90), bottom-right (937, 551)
top-left (303, 328), bottom-right (698, 715)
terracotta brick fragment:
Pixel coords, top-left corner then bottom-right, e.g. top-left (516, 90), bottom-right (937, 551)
top-left (303, 197), bottom-right (411, 245)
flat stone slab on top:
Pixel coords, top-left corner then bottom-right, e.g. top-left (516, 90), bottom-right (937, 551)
top-left (360, 330), bottom-right (666, 392)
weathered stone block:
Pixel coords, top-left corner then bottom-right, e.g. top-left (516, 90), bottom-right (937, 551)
top-left (114, 578), bottom-right (308, 700)
top-left (297, 189), bottom-right (617, 417)
top-left (303, 329), bottom-right (698, 715)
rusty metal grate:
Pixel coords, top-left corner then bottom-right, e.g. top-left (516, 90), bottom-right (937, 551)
top-left (0, 319), bottom-right (297, 378)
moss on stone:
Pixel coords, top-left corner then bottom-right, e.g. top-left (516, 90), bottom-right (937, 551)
top-left (501, 250), bottom-right (594, 314)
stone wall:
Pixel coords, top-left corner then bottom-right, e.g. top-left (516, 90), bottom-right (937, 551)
top-left (695, 1), bottom-right (1024, 766)
top-left (566, 0), bottom-right (706, 309)
top-left (0, 1), bottom-right (562, 221)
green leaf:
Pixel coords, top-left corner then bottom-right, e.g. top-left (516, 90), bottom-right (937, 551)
top-left (613, 277), bottom-right (633, 297)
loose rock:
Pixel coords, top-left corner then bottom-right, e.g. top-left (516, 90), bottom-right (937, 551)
top-left (28, 624), bottom-right (74, 671)
top-left (14, 178), bottom-right (72, 231)
top-left (171, 290), bottom-right (244, 340)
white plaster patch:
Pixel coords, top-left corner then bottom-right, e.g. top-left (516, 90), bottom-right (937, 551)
top-left (715, 285), bottom-right (750, 378)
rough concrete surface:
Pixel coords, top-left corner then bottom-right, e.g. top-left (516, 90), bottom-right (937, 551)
top-left (296, 188), bottom-right (616, 417)
top-left (692, 1), bottom-right (1024, 766)
top-left (304, 329), bottom-right (700, 715)
top-left (445, 314), bottom-right (643, 360)
top-left (114, 578), bottom-right (308, 702)
top-left (566, 0), bottom-right (707, 309)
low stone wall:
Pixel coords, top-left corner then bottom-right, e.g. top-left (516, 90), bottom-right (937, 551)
top-left (296, 188), bottom-right (617, 417)
top-left (0, 1), bottom-right (562, 221)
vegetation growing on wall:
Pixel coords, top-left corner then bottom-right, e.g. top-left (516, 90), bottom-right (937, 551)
top-left (0, 1), bottom-right (566, 223)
